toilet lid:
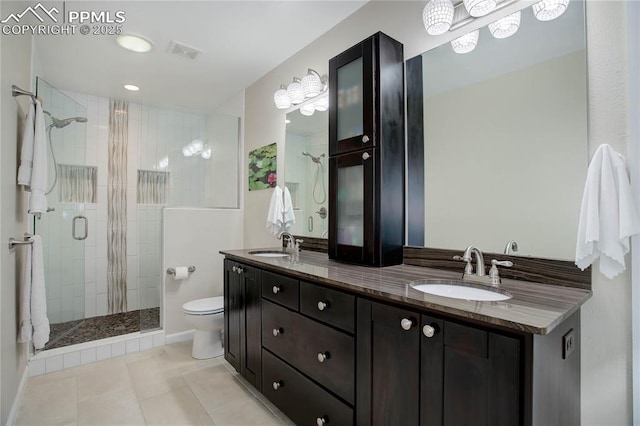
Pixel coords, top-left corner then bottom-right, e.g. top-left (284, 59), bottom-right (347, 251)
top-left (183, 296), bottom-right (224, 314)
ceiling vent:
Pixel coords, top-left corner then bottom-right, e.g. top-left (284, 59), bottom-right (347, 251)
top-left (167, 41), bottom-right (202, 60)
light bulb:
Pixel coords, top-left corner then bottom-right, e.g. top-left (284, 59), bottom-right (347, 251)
top-left (463, 0), bottom-right (496, 17)
top-left (302, 69), bottom-right (323, 98)
top-left (488, 11), bottom-right (521, 39)
top-left (274, 84), bottom-right (290, 109)
top-left (451, 29), bottom-right (479, 54)
top-left (300, 103), bottom-right (315, 116)
top-left (201, 148), bottom-right (211, 159)
top-left (287, 78), bottom-right (305, 105)
top-left (314, 96), bottom-right (329, 112)
top-left (532, 0), bottom-right (569, 21)
top-left (423, 0), bottom-right (455, 36)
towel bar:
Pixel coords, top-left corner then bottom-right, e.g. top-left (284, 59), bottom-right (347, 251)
top-left (8, 234), bottom-right (33, 250)
top-left (11, 85), bottom-right (37, 102)
top-left (166, 266), bottom-right (196, 275)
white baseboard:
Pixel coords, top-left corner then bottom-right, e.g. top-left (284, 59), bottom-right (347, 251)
top-left (6, 365), bottom-right (29, 426)
top-left (165, 330), bottom-right (194, 345)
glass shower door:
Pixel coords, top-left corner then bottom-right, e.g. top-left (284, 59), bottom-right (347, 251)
top-left (35, 77), bottom-right (90, 349)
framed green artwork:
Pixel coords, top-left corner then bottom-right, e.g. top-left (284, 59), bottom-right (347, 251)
top-left (248, 142), bottom-right (277, 191)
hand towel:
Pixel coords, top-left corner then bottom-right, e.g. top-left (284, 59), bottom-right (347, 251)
top-left (28, 101), bottom-right (48, 215)
top-left (575, 144), bottom-right (640, 278)
top-left (18, 235), bottom-right (50, 349)
top-left (17, 102), bottom-right (35, 186)
top-left (283, 186), bottom-right (296, 230)
top-left (266, 186), bottom-right (284, 235)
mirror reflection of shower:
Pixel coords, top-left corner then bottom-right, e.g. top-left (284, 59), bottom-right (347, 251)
top-left (43, 110), bottom-right (88, 195)
top-left (302, 151), bottom-right (327, 219)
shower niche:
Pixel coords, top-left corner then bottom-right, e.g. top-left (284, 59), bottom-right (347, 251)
top-left (284, 103), bottom-right (329, 239)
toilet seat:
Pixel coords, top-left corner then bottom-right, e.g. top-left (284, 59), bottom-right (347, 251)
top-left (183, 296), bottom-right (224, 315)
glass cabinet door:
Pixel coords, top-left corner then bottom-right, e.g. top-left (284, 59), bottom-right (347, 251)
top-left (329, 38), bottom-right (374, 156)
top-left (329, 149), bottom-right (375, 264)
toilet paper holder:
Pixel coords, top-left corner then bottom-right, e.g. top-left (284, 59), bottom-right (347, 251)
top-left (166, 266), bottom-right (196, 276)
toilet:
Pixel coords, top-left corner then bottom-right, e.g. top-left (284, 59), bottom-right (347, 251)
top-left (182, 296), bottom-right (224, 359)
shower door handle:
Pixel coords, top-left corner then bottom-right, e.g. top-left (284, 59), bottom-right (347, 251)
top-left (72, 215), bottom-right (88, 240)
top-left (308, 216), bottom-right (314, 232)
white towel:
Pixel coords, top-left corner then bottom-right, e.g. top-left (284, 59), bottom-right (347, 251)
top-left (283, 186), bottom-right (296, 230)
top-left (18, 235), bottom-right (50, 349)
top-left (266, 186), bottom-right (284, 235)
top-left (17, 102), bottom-right (35, 186)
top-left (575, 144), bottom-right (640, 278)
top-left (28, 101), bottom-right (48, 215)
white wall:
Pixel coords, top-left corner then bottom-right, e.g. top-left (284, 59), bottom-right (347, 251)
top-left (0, 2), bottom-right (32, 422)
top-left (243, 1), bottom-right (634, 424)
top-left (162, 208), bottom-right (243, 336)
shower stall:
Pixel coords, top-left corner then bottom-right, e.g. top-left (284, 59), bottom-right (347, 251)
top-left (35, 78), bottom-right (161, 350)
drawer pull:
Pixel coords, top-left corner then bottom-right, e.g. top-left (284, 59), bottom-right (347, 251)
top-left (423, 324), bottom-right (436, 338)
top-left (236, 267), bottom-right (244, 275)
top-left (400, 318), bottom-right (414, 331)
top-left (272, 381), bottom-right (283, 390)
top-left (272, 328), bottom-right (283, 337)
top-left (232, 266), bottom-right (237, 272)
top-left (317, 301), bottom-right (329, 311)
top-left (316, 416), bottom-right (328, 425)
top-left (317, 352), bottom-right (330, 363)
top-left (272, 285), bottom-right (282, 294)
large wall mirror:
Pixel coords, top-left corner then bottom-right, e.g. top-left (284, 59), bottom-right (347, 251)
top-left (284, 97), bottom-right (329, 239)
top-left (411, 0), bottom-right (587, 260)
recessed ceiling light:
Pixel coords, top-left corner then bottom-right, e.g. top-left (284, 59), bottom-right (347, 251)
top-left (124, 84), bottom-right (140, 91)
top-left (116, 34), bottom-right (153, 53)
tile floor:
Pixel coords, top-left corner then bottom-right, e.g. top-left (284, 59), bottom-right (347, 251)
top-left (16, 342), bottom-right (295, 425)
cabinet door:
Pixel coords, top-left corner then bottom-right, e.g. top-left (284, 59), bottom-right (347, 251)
top-left (442, 321), bottom-right (521, 426)
top-left (420, 314), bottom-right (444, 425)
top-left (329, 149), bottom-right (375, 265)
top-left (239, 264), bottom-right (262, 391)
top-left (357, 299), bottom-right (421, 425)
top-left (329, 36), bottom-right (374, 156)
top-left (224, 260), bottom-right (241, 372)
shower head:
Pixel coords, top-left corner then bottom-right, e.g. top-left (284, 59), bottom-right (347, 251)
top-left (302, 152), bottom-right (325, 164)
top-left (44, 110), bottom-right (87, 129)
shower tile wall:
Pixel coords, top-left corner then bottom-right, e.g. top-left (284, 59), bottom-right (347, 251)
top-left (53, 90), bottom-right (233, 320)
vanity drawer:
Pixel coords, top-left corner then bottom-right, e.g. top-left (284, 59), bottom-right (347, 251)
top-left (262, 349), bottom-right (354, 425)
top-left (261, 270), bottom-right (299, 311)
top-left (262, 300), bottom-right (355, 404)
top-left (300, 281), bottom-right (355, 333)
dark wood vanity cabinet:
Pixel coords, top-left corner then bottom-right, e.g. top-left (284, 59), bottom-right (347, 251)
top-left (223, 259), bottom-right (262, 391)
top-left (223, 257), bottom-right (581, 426)
top-left (328, 32), bottom-right (405, 267)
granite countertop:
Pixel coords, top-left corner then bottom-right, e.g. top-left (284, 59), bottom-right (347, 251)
top-left (220, 248), bottom-right (592, 335)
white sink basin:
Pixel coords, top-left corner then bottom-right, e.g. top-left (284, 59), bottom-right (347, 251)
top-left (248, 250), bottom-right (290, 258)
top-left (410, 279), bottom-right (512, 302)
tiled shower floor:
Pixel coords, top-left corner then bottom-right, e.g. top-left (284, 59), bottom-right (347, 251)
top-left (44, 308), bottom-right (160, 350)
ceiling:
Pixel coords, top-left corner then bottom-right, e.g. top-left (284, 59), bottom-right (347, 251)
top-left (34, 1), bottom-right (367, 113)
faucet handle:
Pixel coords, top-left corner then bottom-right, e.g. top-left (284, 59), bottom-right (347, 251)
top-left (453, 255), bottom-right (474, 275)
top-left (489, 259), bottom-right (513, 286)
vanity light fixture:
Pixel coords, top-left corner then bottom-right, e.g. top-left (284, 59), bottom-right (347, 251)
top-left (488, 10), bottom-right (521, 38)
top-left (287, 77), bottom-right (305, 105)
top-left (274, 84), bottom-right (291, 109)
top-left (116, 34), bottom-right (153, 53)
top-left (463, 0), bottom-right (497, 17)
top-left (182, 139), bottom-right (210, 159)
top-left (301, 69), bottom-right (324, 98)
top-left (124, 84), bottom-right (140, 91)
top-left (423, 0), bottom-right (455, 36)
top-left (451, 29), bottom-right (479, 54)
top-left (532, 0), bottom-right (569, 21)
top-left (314, 95), bottom-right (329, 112)
top-left (300, 103), bottom-right (315, 117)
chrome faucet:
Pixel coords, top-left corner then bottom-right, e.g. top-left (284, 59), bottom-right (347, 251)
top-left (463, 245), bottom-right (486, 277)
top-left (504, 240), bottom-right (518, 255)
top-left (278, 231), bottom-right (303, 253)
top-left (454, 245), bottom-right (513, 287)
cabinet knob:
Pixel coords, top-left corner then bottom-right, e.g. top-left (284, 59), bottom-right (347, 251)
top-left (272, 285), bottom-right (281, 294)
top-left (317, 352), bottom-right (330, 363)
top-left (362, 135), bottom-right (369, 143)
top-left (236, 267), bottom-right (243, 275)
top-left (316, 416), bottom-right (328, 426)
top-left (272, 328), bottom-right (283, 337)
top-left (400, 318), bottom-right (414, 331)
top-left (422, 324), bottom-right (436, 338)
top-left (362, 152), bottom-right (370, 160)
top-left (317, 301), bottom-right (329, 311)
top-left (272, 381), bottom-right (282, 390)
